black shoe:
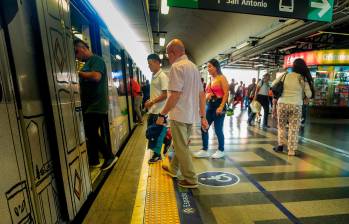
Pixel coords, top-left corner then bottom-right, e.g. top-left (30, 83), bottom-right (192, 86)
top-left (148, 156), bottom-right (161, 164)
top-left (101, 156), bottom-right (118, 171)
top-left (273, 145), bottom-right (283, 153)
top-left (89, 162), bottom-right (102, 168)
top-left (247, 121), bottom-right (254, 127)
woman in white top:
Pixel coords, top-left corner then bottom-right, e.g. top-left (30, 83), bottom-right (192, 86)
top-left (272, 58), bottom-right (314, 156)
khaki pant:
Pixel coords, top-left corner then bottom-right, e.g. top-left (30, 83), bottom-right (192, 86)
top-left (134, 95), bottom-right (143, 122)
top-left (169, 120), bottom-right (197, 184)
top-left (277, 103), bottom-right (302, 152)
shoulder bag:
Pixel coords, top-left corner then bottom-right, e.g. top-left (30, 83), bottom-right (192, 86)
top-left (271, 74), bottom-right (287, 99)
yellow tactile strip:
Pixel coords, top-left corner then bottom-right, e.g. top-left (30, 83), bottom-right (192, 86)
top-left (144, 158), bottom-right (180, 224)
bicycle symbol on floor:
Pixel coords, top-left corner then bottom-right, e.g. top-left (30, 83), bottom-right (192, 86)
top-left (198, 171), bottom-right (240, 187)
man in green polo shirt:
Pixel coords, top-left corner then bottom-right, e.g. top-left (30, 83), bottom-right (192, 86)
top-left (74, 39), bottom-right (117, 170)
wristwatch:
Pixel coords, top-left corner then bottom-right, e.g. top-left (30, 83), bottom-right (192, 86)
top-left (158, 113), bottom-right (167, 118)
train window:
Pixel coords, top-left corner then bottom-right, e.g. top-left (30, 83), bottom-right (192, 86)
top-left (110, 44), bottom-right (129, 122)
top-left (70, 5), bottom-right (91, 47)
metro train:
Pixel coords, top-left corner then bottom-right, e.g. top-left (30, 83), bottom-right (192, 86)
top-left (0, 0), bottom-right (144, 223)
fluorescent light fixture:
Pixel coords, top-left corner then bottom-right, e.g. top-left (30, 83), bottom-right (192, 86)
top-left (236, 41), bottom-right (249, 50)
top-left (279, 45), bottom-right (297, 52)
top-left (89, 0), bottom-right (151, 78)
top-left (159, 37), bottom-right (166, 47)
top-left (161, 0), bottom-right (169, 15)
top-left (250, 56), bottom-right (260, 60)
top-left (159, 54), bottom-right (164, 59)
top-left (255, 64), bottom-right (264, 67)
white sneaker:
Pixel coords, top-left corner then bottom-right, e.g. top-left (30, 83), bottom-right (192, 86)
top-left (193, 149), bottom-right (210, 158)
top-left (211, 150), bottom-right (224, 159)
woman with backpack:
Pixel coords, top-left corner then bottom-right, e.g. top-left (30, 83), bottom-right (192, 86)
top-left (194, 59), bottom-right (229, 159)
top-left (272, 58), bottom-right (314, 156)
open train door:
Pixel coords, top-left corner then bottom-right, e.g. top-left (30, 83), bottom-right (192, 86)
top-left (0, 0), bottom-right (69, 222)
top-left (34, 0), bottom-right (92, 220)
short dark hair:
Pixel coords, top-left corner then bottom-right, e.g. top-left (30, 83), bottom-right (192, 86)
top-left (74, 39), bottom-right (89, 49)
top-left (147, 53), bottom-right (161, 63)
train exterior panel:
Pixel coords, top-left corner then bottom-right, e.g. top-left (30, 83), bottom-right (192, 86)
top-left (0, 0), bottom-right (142, 222)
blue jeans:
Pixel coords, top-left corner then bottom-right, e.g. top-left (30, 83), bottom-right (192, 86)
top-left (201, 100), bottom-right (225, 151)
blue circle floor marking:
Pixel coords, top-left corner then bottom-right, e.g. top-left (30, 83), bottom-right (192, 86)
top-left (198, 171), bottom-right (240, 187)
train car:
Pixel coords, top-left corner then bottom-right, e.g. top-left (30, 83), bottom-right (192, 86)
top-left (0, 0), bottom-right (142, 222)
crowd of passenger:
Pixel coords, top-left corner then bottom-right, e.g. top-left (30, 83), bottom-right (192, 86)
top-left (74, 37), bottom-right (314, 189)
top-left (143, 39), bottom-right (315, 188)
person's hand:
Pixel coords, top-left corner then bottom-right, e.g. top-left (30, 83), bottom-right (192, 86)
top-left (216, 107), bottom-right (223, 115)
top-left (156, 116), bottom-right (165, 125)
top-left (304, 97), bottom-right (309, 105)
top-left (272, 106), bottom-right (277, 118)
top-left (144, 100), bottom-right (154, 109)
top-left (206, 93), bottom-right (214, 100)
top-left (201, 117), bottom-right (209, 131)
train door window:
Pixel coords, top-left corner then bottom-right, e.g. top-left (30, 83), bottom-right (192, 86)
top-left (110, 44), bottom-right (130, 142)
top-left (70, 5), bottom-right (91, 76)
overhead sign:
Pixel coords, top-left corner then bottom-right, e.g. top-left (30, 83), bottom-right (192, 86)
top-left (284, 49), bottom-right (349, 68)
top-left (168, 0), bottom-right (334, 22)
top-left (198, 171), bottom-right (240, 187)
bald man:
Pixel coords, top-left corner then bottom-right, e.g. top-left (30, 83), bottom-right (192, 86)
top-left (156, 39), bottom-right (208, 188)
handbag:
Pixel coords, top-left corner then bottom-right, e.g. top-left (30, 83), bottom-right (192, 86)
top-left (250, 100), bottom-right (261, 113)
top-left (208, 81), bottom-right (228, 114)
top-left (271, 74), bottom-right (287, 99)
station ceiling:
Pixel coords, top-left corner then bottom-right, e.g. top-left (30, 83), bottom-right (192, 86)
top-left (148, 0), bottom-right (349, 69)
top-left (150, 6), bottom-right (278, 65)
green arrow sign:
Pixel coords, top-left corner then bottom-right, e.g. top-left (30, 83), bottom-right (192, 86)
top-left (308, 0), bottom-right (334, 22)
top-left (168, 0), bottom-right (334, 22)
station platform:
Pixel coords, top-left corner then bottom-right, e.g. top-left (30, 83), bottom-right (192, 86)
top-left (83, 114), bottom-right (349, 224)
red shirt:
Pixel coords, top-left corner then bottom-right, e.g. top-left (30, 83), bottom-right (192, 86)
top-left (129, 79), bottom-right (141, 97)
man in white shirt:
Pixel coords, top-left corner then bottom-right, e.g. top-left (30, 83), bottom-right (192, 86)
top-left (144, 53), bottom-right (169, 163)
top-left (156, 39), bottom-right (208, 188)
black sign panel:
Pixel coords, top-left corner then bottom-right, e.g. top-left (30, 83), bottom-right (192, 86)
top-left (200, 0), bottom-right (308, 19)
top-left (168, 0), bottom-right (334, 22)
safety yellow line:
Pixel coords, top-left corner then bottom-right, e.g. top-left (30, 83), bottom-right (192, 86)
top-left (130, 150), bottom-right (150, 224)
top-left (144, 156), bottom-right (180, 224)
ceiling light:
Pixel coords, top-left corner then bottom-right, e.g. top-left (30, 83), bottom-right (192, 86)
top-left (250, 56), bottom-right (260, 60)
top-left (255, 64), bottom-right (264, 67)
top-left (159, 37), bottom-right (166, 46)
top-left (161, 0), bottom-right (169, 15)
top-left (318, 31), bottom-right (349, 36)
top-left (159, 54), bottom-right (164, 59)
top-left (236, 41), bottom-right (250, 50)
top-left (279, 45), bottom-right (297, 52)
